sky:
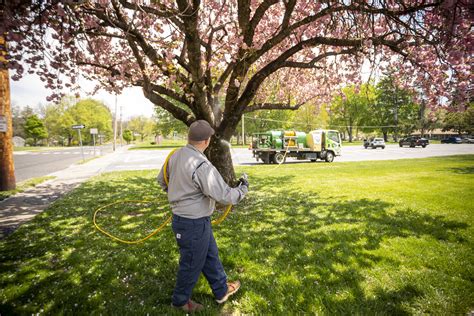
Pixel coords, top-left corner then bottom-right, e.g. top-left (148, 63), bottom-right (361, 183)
top-left (9, 73), bottom-right (156, 120)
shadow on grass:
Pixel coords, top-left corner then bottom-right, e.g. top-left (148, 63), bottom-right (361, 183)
top-left (446, 166), bottom-right (474, 174)
top-left (0, 172), bottom-right (469, 314)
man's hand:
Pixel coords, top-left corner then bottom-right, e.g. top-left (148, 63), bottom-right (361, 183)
top-left (238, 177), bottom-right (249, 189)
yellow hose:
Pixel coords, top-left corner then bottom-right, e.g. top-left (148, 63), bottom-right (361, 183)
top-left (93, 148), bottom-right (233, 244)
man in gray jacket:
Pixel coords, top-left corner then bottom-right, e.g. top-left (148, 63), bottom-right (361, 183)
top-left (158, 120), bottom-right (249, 313)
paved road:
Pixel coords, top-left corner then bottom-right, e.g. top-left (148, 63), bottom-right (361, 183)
top-left (101, 144), bottom-right (474, 172)
top-left (12, 144), bottom-right (474, 181)
top-left (13, 145), bottom-right (113, 182)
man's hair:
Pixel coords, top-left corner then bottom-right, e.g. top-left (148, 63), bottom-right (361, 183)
top-left (188, 138), bottom-right (209, 146)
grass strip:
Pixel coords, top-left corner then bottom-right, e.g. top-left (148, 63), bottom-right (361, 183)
top-left (0, 176), bottom-right (56, 201)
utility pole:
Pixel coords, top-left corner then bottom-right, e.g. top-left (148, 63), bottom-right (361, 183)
top-left (241, 114), bottom-right (245, 145)
top-left (119, 104), bottom-right (123, 147)
top-left (77, 128), bottom-right (84, 162)
top-left (113, 92), bottom-right (117, 151)
top-left (0, 34), bottom-right (16, 191)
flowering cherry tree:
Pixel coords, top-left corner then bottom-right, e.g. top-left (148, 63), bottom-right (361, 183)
top-left (2, 0), bottom-right (472, 182)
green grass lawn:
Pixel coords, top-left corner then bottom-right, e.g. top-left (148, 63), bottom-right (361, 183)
top-left (13, 146), bottom-right (58, 152)
top-left (0, 156), bottom-right (473, 314)
top-left (130, 139), bottom-right (187, 150)
top-left (0, 176), bottom-right (56, 201)
top-left (131, 139), bottom-right (248, 150)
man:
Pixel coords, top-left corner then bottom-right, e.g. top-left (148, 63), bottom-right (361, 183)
top-left (158, 120), bottom-right (249, 313)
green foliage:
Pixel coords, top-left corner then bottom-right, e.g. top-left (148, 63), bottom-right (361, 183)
top-left (12, 105), bottom-right (35, 139)
top-left (69, 99), bottom-right (113, 144)
top-left (43, 96), bottom-right (75, 146)
top-left (43, 97), bottom-right (112, 146)
top-left (329, 84), bottom-right (375, 141)
top-left (290, 103), bottom-right (330, 132)
top-left (24, 114), bottom-right (48, 145)
top-left (153, 106), bottom-right (188, 137)
top-left (237, 110), bottom-right (295, 136)
top-left (443, 104), bottom-right (474, 135)
top-left (122, 129), bottom-right (133, 144)
top-left (128, 115), bottom-right (155, 141)
top-left (371, 74), bottom-right (419, 140)
top-left (328, 75), bottom-right (421, 142)
top-left (0, 156), bottom-right (473, 314)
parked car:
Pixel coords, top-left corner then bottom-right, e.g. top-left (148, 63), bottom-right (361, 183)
top-left (399, 136), bottom-right (429, 148)
top-left (441, 137), bottom-right (462, 144)
top-left (364, 137), bottom-right (385, 149)
top-left (461, 136), bottom-right (474, 144)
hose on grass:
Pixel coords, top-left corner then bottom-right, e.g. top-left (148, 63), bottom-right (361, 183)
top-left (93, 148), bottom-right (233, 244)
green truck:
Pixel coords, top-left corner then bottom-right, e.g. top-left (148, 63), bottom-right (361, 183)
top-left (250, 129), bottom-right (342, 164)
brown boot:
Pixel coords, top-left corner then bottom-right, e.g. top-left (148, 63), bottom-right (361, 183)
top-left (172, 299), bottom-right (204, 313)
top-left (216, 280), bottom-right (241, 304)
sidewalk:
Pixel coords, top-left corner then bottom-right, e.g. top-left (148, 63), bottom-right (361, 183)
top-left (0, 146), bottom-right (130, 239)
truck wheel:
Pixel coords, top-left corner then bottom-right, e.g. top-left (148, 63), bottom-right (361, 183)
top-left (273, 152), bottom-right (286, 164)
top-left (399, 143), bottom-right (403, 147)
top-left (310, 159), bottom-right (317, 162)
top-left (422, 145), bottom-right (426, 148)
top-left (382, 146), bottom-right (385, 149)
top-left (325, 151), bottom-right (334, 162)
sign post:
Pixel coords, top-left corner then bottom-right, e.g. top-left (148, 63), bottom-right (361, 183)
top-left (90, 128), bottom-right (98, 156)
top-left (72, 124), bottom-right (85, 162)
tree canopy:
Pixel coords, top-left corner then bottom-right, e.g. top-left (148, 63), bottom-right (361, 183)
top-left (3, 0), bottom-right (472, 181)
top-left (24, 114), bottom-right (48, 145)
top-left (43, 97), bottom-right (112, 145)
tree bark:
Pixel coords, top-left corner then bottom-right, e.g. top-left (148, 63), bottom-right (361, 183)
top-left (0, 50), bottom-right (16, 191)
top-left (205, 135), bottom-right (236, 185)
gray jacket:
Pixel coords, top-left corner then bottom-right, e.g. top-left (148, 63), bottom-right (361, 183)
top-left (157, 144), bottom-right (248, 219)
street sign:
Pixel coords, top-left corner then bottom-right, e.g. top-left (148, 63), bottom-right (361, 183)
top-left (90, 128), bottom-right (98, 134)
top-left (72, 124), bottom-right (85, 129)
top-left (0, 115), bottom-right (7, 132)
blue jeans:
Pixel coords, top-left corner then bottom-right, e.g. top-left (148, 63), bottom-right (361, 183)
top-left (171, 214), bottom-right (228, 306)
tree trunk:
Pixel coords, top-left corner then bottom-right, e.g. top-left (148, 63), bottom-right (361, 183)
top-left (205, 135), bottom-right (236, 185)
top-left (0, 50), bottom-right (16, 191)
top-left (383, 130), bottom-right (388, 142)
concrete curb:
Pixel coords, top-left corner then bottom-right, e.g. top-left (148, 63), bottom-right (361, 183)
top-left (0, 145), bottom-right (131, 239)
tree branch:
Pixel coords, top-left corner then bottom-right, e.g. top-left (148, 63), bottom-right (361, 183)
top-left (118, 0), bottom-right (185, 31)
top-left (244, 102), bottom-right (304, 113)
top-left (149, 83), bottom-right (193, 109)
top-left (143, 83), bottom-right (194, 126)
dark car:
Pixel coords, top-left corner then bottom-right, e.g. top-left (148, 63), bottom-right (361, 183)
top-left (399, 136), bottom-right (429, 148)
top-left (441, 137), bottom-right (462, 144)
